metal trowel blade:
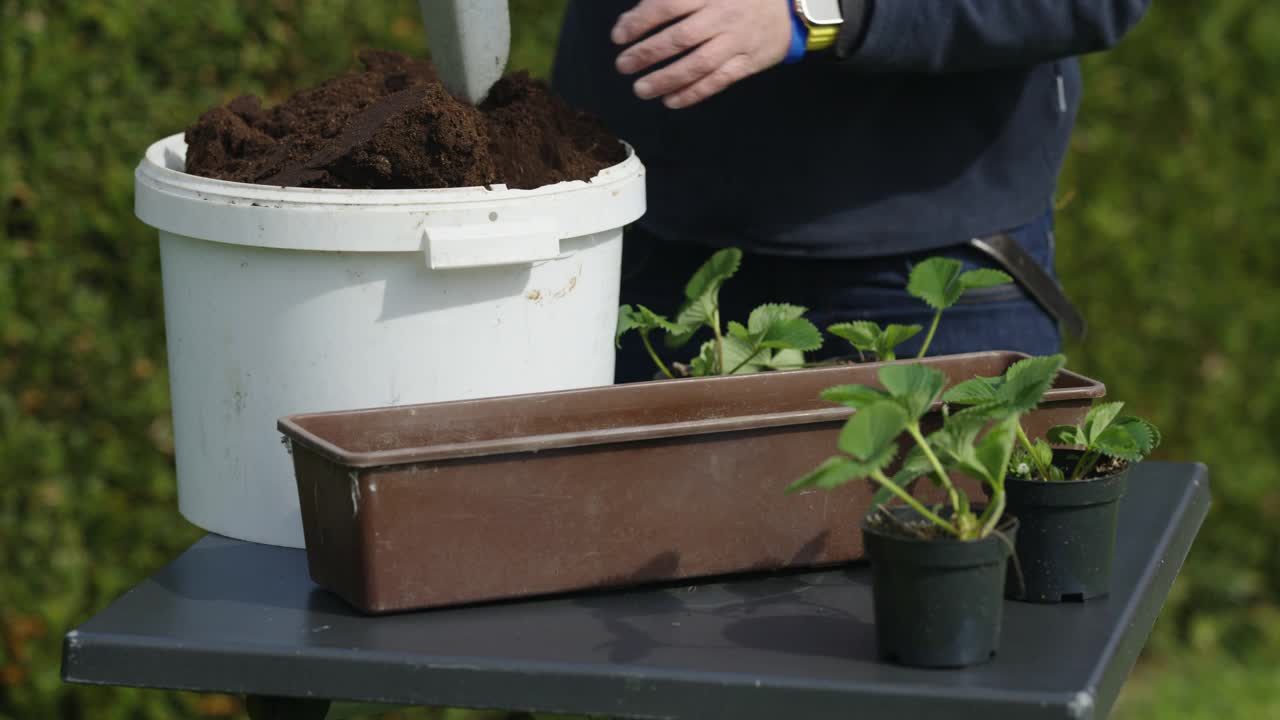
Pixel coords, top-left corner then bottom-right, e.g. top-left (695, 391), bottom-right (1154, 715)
top-left (419, 0), bottom-right (511, 105)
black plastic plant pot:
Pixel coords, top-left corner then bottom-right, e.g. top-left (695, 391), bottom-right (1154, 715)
top-left (861, 509), bottom-right (1017, 669)
top-left (1003, 452), bottom-right (1129, 603)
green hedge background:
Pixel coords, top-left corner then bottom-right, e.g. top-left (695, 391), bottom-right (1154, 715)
top-left (2, 1), bottom-right (1277, 718)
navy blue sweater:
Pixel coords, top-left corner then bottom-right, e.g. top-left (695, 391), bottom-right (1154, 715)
top-left (552, 0), bottom-right (1149, 258)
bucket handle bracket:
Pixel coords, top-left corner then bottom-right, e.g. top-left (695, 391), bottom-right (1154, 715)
top-left (423, 219), bottom-right (562, 269)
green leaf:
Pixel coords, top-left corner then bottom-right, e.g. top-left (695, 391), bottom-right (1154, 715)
top-left (749, 303), bottom-right (808, 334)
top-left (828, 321), bottom-right (882, 351)
top-left (1094, 425), bottom-right (1144, 461)
top-left (668, 295), bottom-right (716, 347)
top-left (942, 354), bottom-right (1065, 420)
top-left (760, 318), bottom-right (823, 351)
top-left (907, 257), bottom-right (965, 310)
top-left (820, 384), bottom-right (888, 408)
top-left (1084, 401), bottom-right (1127, 446)
top-left (763, 348), bottom-right (806, 370)
top-left (1112, 416), bottom-right (1159, 453)
top-left (857, 443), bottom-right (902, 481)
top-left (1095, 416), bottom-right (1161, 462)
top-left (616, 304), bottom-right (641, 348)
top-left (943, 377), bottom-right (1000, 406)
top-left (896, 443), bottom-right (936, 476)
top-left (615, 304), bottom-right (678, 347)
top-left (828, 321), bottom-right (920, 360)
top-left (1144, 418), bottom-right (1163, 451)
top-left (894, 447), bottom-right (936, 486)
top-left (722, 334), bottom-right (764, 375)
top-left (1047, 425), bottom-right (1084, 446)
top-left (1030, 438), bottom-right (1055, 471)
top-left (651, 306), bottom-right (683, 332)
top-left (873, 448), bottom-right (936, 507)
top-left (837, 402), bottom-right (908, 463)
top-left (684, 247), bottom-right (742, 301)
top-left (710, 305), bottom-right (823, 373)
top-left (1009, 449), bottom-right (1034, 477)
top-left (689, 340), bottom-right (717, 377)
top-left (668, 250), bottom-right (743, 350)
top-left (664, 327), bottom-right (699, 350)
top-left (950, 401), bottom-right (1010, 421)
top-left (975, 415), bottom-right (1020, 487)
top-left (787, 456), bottom-right (864, 493)
top-left (934, 413), bottom-right (987, 455)
top-left (1123, 416), bottom-right (1162, 452)
top-left (789, 445), bottom-right (900, 494)
top-left (997, 354), bottom-right (1067, 414)
top-left (959, 268), bottom-right (1014, 291)
top-left (879, 324), bottom-right (923, 355)
top-left (931, 414), bottom-right (991, 482)
top-left (877, 364), bottom-right (947, 421)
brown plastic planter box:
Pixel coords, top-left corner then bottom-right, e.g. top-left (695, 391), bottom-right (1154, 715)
top-left (279, 351), bottom-right (1104, 614)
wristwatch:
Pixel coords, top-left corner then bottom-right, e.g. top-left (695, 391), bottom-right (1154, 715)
top-left (793, 0), bottom-right (843, 52)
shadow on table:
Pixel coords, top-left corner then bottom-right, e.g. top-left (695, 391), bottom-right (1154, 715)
top-left (721, 613), bottom-right (878, 662)
top-left (569, 540), bottom-right (875, 664)
top-left (148, 536), bottom-right (353, 615)
top-left (716, 569), bottom-right (877, 662)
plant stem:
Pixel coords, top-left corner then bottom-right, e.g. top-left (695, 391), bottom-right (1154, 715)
top-left (726, 345), bottom-right (764, 375)
top-left (711, 308), bottom-right (725, 374)
top-left (1016, 424), bottom-right (1053, 482)
top-left (869, 469), bottom-right (958, 536)
top-left (906, 423), bottom-right (961, 514)
top-left (1070, 449), bottom-right (1101, 481)
top-left (916, 309), bottom-right (943, 359)
top-left (1069, 451), bottom-right (1087, 480)
top-left (977, 484), bottom-right (1006, 538)
top-left (640, 332), bottom-right (674, 379)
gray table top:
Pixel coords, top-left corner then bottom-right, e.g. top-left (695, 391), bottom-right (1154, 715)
top-left (62, 462), bottom-right (1209, 720)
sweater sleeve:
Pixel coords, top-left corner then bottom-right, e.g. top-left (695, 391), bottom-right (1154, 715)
top-left (834, 0), bottom-right (1150, 73)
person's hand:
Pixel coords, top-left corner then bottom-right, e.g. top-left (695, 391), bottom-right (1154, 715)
top-left (612, 0), bottom-right (794, 109)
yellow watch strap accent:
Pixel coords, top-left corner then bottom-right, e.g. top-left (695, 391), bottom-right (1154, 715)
top-left (805, 24), bottom-right (839, 51)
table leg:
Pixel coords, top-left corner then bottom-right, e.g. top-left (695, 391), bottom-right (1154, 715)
top-left (245, 695), bottom-right (331, 720)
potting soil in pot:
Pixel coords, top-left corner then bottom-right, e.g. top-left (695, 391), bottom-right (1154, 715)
top-left (184, 49), bottom-right (626, 190)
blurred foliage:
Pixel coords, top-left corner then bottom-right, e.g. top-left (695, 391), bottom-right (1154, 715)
top-left (0, 1), bottom-right (566, 718)
top-left (1058, 1), bottom-right (1280, 664)
top-left (0, 0), bottom-right (1276, 718)
top-left (1113, 642), bottom-right (1280, 719)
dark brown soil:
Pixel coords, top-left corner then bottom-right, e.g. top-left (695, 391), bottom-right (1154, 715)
top-left (867, 511), bottom-right (958, 541)
top-left (1058, 453), bottom-right (1128, 479)
top-left (184, 50), bottom-right (626, 190)
top-left (866, 507), bottom-right (1014, 542)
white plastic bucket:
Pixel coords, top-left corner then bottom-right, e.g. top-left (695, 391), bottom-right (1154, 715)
top-left (136, 134), bottom-right (646, 548)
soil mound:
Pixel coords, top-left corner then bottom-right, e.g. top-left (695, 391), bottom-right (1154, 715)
top-left (184, 50), bottom-right (625, 190)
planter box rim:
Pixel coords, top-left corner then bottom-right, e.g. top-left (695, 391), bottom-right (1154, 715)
top-left (279, 351), bottom-right (1104, 470)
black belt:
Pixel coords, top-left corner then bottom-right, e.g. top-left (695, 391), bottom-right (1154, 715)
top-left (969, 233), bottom-right (1087, 340)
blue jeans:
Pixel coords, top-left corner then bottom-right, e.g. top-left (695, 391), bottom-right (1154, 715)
top-left (615, 212), bottom-right (1062, 383)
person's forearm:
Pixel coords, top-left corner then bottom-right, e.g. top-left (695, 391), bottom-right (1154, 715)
top-left (834, 0), bottom-right (1151, 73)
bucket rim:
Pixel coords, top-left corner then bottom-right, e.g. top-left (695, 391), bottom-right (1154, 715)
top-left (137, 133), bottom-right (645, 208)
top-left (134, 133), bottom-right (647, 252)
